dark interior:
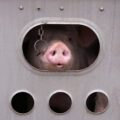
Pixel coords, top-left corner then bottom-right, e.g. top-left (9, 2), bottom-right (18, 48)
top-left (22, 24), bottom-right (100, 71)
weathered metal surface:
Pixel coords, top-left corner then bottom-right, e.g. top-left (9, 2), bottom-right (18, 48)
top-left (0, 0), bottom-right (119, 120)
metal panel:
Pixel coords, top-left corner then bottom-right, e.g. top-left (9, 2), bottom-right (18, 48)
top-left (0, 0), bottom-right (119, 120)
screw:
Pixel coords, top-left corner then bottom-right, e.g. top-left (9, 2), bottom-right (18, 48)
top-left (19, 5), bottom-right (24, 10)
top-left (37, 7), bottom-right (41, 11)
top-left (59, 6), bottom-right (64, 11)
top-left (99, 7), bottom-right (104, 12)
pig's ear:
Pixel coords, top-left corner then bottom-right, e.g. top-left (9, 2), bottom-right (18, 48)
top-left (77, 26), bottom-right (98, 47)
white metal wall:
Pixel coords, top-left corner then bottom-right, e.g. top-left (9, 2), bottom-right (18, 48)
top-left (0, 0), bottom-right (119, 120)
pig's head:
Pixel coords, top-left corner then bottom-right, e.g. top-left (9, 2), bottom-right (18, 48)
top-left (38, 39), bottom-right (75, 71)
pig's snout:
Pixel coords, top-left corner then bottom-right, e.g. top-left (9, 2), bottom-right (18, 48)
top-left (48, 49), bottom-right (70, 67)
top-left (42, 41), bottom-right (72, 68)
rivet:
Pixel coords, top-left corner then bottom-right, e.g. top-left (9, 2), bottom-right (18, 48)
top-left (59, 6), bottom-right (64, 11)
top-left (99, 7), bottom-right (104, 12)
top-left (19, 5), bottom-right (24, 10)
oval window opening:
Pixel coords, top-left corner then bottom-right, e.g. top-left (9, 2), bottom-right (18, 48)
top-left (22, 24), bottom-right (100, 71)
top-left (49, 92), bottom-right (72, 113)
top-left (86, 92), bottom-right (108, 114)
top-left (11, 92), bottom-right (34, 114)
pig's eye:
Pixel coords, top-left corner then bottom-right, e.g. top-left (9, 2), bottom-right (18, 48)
top-left (68, 37), bottom-right (72, 42)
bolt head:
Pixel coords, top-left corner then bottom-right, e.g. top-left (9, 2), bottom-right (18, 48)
top-left (59, 6), bottom-right (64, 11)
top-left (19, 5), bottom-right (24, 10)
top-left (99, 7), bottom-right (104, 12)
